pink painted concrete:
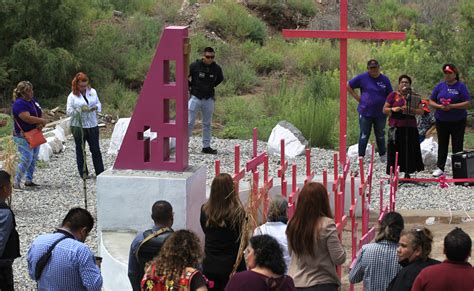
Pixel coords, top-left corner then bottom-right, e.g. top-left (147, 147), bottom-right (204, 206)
top-left (114, 26), bottom-right (189, 171)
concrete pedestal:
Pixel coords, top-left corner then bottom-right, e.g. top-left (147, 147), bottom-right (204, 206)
top-left (96, 166), bottom-right (206, 290)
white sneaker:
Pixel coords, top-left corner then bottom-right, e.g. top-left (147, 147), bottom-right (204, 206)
top-left (380, 154), bottom-right (387, 163)
top-left (432, 168), bottom-right (444, 177)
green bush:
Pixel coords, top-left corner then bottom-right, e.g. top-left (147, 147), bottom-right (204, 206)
top-left (0, 114), bottom-right (12, 138)
top-left (286, 0), bottom-right (317, 17)
top-left (367, 0), bottom-right (419, 31)
top-left (217, 61), bottom-right (259, 96)
top-left (8, 38), bottom-right (78, 99)
top-left (286, 40), bottom-right (339, 74)
top-left (200, 0), bottom-right (267, 44)
top-left (100, 81), bottom-right (138, 117)
top-left (249, 46), bottom-right (284, 74)
top-left (371, 35), bottom-right (442, 95)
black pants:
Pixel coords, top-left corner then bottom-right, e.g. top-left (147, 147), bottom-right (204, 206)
top-left (71, 126), bottom-right (104, 178)
top-left (0, 264), bottom-right (14, 291)
top-left (436, 119), bottom-right (466, 171)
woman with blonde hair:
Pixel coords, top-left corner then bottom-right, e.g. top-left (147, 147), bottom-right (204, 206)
top-left (200, 173), bottom-right (246, 291)
top-left (11, 81), bottom-right (48, 189)
top-left (141, 230), bottom-right (208, 291)
top-left (66, 72), bottom-right (104, 179)
top-left (286, 182), bottom-right (346, 291)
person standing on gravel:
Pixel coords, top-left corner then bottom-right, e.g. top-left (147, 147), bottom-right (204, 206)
top-left (0, 171), bottom-right (20, 291)
top-left (348, 59), bottom-right (393, 162)
top-left (11, 81), bottom-right (48, 190)
top-left (27, 207), bottom-right (102, 290)
top-left (188, 47), bottom-right (224, 155)
top-left (128, 200), bottom-right (174, 291)
top-left (67, 72), bottom-right (105, 179)
top-left (429, 64), bottom-right (471, 178)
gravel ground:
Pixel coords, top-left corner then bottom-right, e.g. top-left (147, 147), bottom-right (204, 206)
top-left (11, 135), bottom-right (473, 289)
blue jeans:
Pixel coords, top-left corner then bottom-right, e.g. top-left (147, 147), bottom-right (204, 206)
top-left (71, 126), bottom-right (104, 178)
top-left (358, 115), bottom-right (386, 157)
top-left (13, 136), bottom-right (39, 185)
top-left (188, 95), bottom-right (215, 148)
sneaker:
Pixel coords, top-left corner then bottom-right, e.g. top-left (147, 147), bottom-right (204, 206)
top-left (25, 181), bottom-right (40, 187)
top-left (380, 154), bottom-right (387, 163)
top-left (432, 168), bottom-right (444, 177)
top-left (202, 147), bottom-right (217, 154)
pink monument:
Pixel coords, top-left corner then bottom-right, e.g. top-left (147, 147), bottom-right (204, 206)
top-left (114, 26), bottom-right (189, 171)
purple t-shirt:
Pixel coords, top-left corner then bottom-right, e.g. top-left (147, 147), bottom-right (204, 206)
top-left (349, 72), bottom-right (393, 118)
top-left (225, 270), bottom-right (295, 291)
top-left (430, 81), bottom-right (471, 122)
top-left (12, 98), bottom-right (42, 135)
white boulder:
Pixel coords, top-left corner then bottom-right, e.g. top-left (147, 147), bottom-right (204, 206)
top-left (267, 121), bottom-right (308, 158)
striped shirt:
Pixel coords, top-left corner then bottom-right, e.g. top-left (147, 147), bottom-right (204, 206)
top-left (27, 232), bottom-right (102, 291)
top-left (66, 88), bottom-right (102, 128)
top-left (349, 240), bottom-right (401, 291)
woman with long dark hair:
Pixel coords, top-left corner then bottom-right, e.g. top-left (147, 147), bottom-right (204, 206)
top-left (141, 230), bottom-right (208, 291)
top-left (225, 235), bottom-right (295, 291)
top-left (286, 182), bottom-right (346, 291)
top-left (66, 72), bottom-right (104, 179)
top-left (349, 211), bottom-right (404, 290)
top-left (201, 173), bottom-right (246, 291)
top-left (429, 64), bottom-right (471, 177)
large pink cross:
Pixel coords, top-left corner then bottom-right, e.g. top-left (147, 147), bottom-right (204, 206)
top-left (283, 0), bottom-right (405, 163)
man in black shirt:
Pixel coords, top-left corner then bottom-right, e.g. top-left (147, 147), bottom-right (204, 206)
top-left (188, 47), bottom-right (224, 154)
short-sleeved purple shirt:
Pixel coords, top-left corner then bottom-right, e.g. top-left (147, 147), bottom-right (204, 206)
top-left (349, 72), bottom-right (393, 118)
top-left (430, 81), bottom-right (471, 122)
top-left (12, 98), bottom-right (42, 135)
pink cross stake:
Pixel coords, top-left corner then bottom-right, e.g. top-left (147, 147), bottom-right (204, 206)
top-left (282, 0), bottom-right (405, 164)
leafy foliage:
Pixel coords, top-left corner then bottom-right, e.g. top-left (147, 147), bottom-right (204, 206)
top-left (200, 0), bottom-right (267, 44)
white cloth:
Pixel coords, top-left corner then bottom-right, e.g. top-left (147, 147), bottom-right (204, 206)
top-left (66, 88), bottom-right (102, 128)
top-left (253, 222), bottom-right (291, 269)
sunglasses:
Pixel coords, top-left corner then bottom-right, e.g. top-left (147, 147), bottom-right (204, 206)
top-left (204, 55), bottom-right (215, 59)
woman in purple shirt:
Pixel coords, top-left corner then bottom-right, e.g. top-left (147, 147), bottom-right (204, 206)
top-left (348, 59), bottom-right (393, 160)
top-left (429, 64), bottom-right (471, 177)
top-left (11, 81), bottom-right (48, 189)
top-left (225, 235), bottom-right (295, 291)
